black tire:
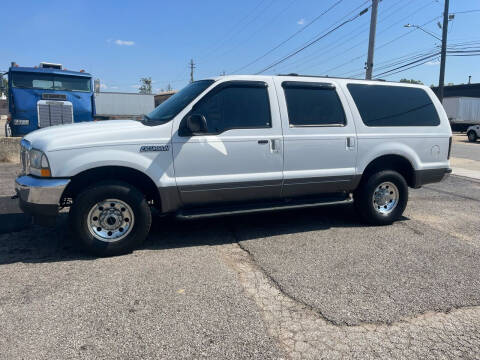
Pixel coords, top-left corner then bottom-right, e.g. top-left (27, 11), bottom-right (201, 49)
top-left (354, 170), bottom-right (408, 225)
top-left (467, 131), bottom-right (478, 142)
top-left (69, 181), bottom-right (152, 256)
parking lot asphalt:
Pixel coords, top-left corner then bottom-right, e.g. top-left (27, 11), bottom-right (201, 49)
top-left (1, 144), bottom-right (480, 358)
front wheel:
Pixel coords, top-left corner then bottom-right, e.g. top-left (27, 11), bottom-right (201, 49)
top-left (354, 170), bottom-right (408, 225)
top-left (69, 181), bottom-right (152, 256)
top-left (467, 130), bottom-right (478, 142)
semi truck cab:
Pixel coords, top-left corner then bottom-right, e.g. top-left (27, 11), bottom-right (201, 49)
top-left (6, 62), bottom-right (95, 137)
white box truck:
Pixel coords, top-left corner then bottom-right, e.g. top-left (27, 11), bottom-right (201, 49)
top-left (442, 97), bottom-right (480, 131)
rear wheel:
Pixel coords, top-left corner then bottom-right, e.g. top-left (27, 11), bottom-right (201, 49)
top-left (354, 170), bottom-right (408, 225)
top-left (69, 181), bottom-right (152, 256)
top-left (467, 130), bottom-right (478, 142)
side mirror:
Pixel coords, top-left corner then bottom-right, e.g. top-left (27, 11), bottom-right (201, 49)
top-left (186, 114), bottom-right (208, 135)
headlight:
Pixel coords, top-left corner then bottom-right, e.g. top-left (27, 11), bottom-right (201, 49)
top-left (29, 149), bottom-right (51, 177)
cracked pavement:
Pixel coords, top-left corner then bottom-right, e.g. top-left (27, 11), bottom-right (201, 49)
top-left (1, 160), bottom-right (480, 359)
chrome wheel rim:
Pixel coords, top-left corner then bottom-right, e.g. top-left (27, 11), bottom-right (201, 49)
top-left (87, 199), bottom-right (134, 242)
top-left (372, 182), bottom-right (399, 215)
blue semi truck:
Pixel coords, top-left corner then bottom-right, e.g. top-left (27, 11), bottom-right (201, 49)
top-left (5, 62), bottom-right (95, 137)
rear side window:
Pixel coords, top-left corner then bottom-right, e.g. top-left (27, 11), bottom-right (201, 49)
top-left (192, 82), bottom-right (271, 134)
top-left (282, 82), bottom-right (346, 127)
top-left (347, 84), bottom-right (440, 127)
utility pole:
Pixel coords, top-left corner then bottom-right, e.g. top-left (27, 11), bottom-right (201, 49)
top-left (365, 0), bottom-right (379, 80)
top-left (189, 59), bottom-right (196, 83)
top-left (438, 0), bottom-right (450, 103)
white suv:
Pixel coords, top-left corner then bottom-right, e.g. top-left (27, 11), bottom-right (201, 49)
top-left (15, 75), bottom-right (452, 256)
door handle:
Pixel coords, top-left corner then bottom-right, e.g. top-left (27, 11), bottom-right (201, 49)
top-left (346, 137), bottom-right (355, 149)
top-left (270, 139), bottom-right (280, 153)
top-left (258, 140), bottom-right (268, 144)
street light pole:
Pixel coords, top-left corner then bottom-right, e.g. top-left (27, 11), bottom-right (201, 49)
top-left (438, 0), bottom-right (450, 103)
top-left (404, 24), bottom-right (441, 41)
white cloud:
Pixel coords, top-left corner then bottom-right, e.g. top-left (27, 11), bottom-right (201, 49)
top-left (297, 18), bottom-right (305, 25)
top-left (426, 60), bottom-right (440, 66)
top-left (100, 83), bottom-right (108, 89)
top-left (110, 86), bottom-right (119, 89)
top-left (131, 84), bottom-right (140, 89)
top-left (114, 39), bottom-right (135, 46)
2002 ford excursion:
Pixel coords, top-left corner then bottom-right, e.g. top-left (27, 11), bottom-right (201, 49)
top-left (15, 75), bottom-right (452, 256)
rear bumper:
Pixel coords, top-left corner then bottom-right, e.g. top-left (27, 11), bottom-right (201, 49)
top-left (15, 175), bottom-right (70, 217)
top-left (413, 168), bottom-right (451, 188)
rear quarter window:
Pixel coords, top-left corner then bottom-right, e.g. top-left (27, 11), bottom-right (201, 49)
top-left (347, 84), bottom-right (440, 127)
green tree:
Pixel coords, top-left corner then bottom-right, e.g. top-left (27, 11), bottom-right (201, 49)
top-left (400, 78), bottom-right (424, 85)
top-left (138, 77), bottom-right (152, 94)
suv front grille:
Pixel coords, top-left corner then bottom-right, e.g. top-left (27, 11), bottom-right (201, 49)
top-left (38, 101), bottom-right (73, 128)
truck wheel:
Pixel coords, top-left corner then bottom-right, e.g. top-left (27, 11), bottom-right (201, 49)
top-left (467, 130), bottom-right (478, 142)
top-left (354, 170), bottom-right (408, 225)
top-left (69, 181), bottom-right (152, 256)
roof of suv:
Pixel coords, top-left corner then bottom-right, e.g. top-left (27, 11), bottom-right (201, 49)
top-left (209, 74), bottom-right (423, 88)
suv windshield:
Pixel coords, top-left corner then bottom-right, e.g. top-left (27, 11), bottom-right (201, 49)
top-left (11, 72), bottom-right (92, 92)
top-left (143, 80), bottom-right (214, 126)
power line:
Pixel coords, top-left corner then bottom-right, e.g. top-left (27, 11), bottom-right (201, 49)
top-left (451, 9), bottom-right (480, 14)
top-left (270, 0), bottom-right (380, 74)
top-left (374, 52), bottom-right (440, 77)
top-left (255, 6), bottom-right (370, 74)
top-left (369, 52), bottom-right (480, 79)
top-left (214, 0), bottom-right (299, 66)
top-left (275, 0), bottom-right (438, 75)
top-left (343, 46), bottom-right (439, 77)
top-left (344, 41), bottom-right (480, 78)
top-left (196, 0), bottom-right (269, 62)
top-left (231, 0), bottom-right (348, 74)
top-left (323, 14), bottom-right (441, 75)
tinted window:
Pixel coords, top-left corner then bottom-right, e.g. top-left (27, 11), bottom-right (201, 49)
top-left (190, 82), bottom-right (271, 134)
top-left (282, 82), bottom-right (346, 126)
top-left (347, 84), bottom-right (440, 127)
top-left (146, 80), bottom-right (214, 125)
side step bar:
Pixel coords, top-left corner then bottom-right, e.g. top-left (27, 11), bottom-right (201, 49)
top-left (176, 195), bottom-right (353, 220)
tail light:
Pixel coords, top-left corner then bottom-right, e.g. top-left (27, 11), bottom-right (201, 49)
top-left (447, 136), bottom-right (452, 160)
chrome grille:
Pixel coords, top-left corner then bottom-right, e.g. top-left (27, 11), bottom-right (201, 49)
top-left (38, 101), bottom-right (73, 128)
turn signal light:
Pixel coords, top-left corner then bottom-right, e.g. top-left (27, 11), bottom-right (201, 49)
top-left (40, 169), bottom-right (51, 177)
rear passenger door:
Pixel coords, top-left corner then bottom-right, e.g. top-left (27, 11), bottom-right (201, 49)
top-left (274, 78), bottom-right (357, 198)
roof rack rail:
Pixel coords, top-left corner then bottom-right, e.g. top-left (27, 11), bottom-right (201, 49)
top-left (276, 73), bottom-right (389, 82)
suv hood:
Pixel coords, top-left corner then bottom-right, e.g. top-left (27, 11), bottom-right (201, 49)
top-left (24, 120), bottom-right (172, 152)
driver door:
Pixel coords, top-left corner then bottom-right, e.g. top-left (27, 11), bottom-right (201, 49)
top-left (171, 79), bottom-right (284, 207)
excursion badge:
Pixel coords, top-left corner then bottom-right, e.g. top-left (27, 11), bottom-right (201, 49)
top-left (139, 145), bottom-right (170, 152)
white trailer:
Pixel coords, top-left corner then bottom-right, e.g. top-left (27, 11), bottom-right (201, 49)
top-left (442, 97), bottom-right (480, 130)
top-left (94, 92), bottom-right (155, 120)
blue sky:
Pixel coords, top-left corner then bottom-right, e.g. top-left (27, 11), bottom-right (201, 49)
top-left (2, 0), bottom-right (479, 92)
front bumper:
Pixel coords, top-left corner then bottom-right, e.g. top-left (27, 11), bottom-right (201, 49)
top-left (15, 175), bottom-right (70, 217)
